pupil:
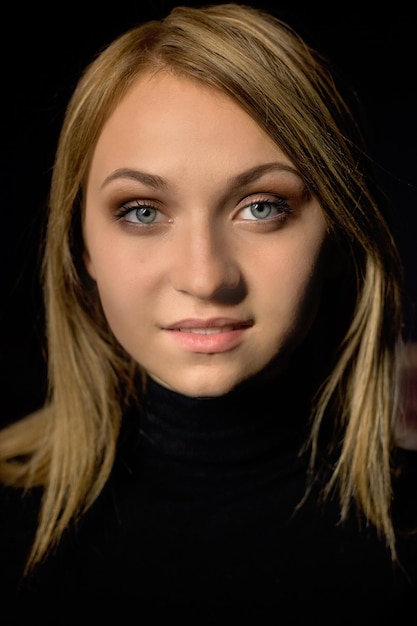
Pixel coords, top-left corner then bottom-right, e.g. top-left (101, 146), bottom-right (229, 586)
top-left (253, 202), bottom-right (269, 218)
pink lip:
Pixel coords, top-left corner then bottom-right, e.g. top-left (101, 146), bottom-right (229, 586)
top-left (164, 317), bottom-right (253, 353)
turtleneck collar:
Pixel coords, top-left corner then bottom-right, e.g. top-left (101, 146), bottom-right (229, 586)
top-left (138, 372), bottom-right (311, 478)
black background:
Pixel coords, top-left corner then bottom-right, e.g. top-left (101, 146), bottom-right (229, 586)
top-left (2, 1), bottom-right (416, 424)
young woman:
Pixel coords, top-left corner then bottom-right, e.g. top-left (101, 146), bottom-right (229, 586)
top-left (1, 3), bottom-right (416, 623)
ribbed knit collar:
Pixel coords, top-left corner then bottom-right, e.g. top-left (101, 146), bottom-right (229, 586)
top-left (139, 372), bottom-right (311, 479)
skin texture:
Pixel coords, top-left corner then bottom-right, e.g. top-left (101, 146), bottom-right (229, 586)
top-left (84, 71), bottom-right (330, 397)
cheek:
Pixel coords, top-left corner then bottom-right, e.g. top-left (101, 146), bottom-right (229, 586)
top-left (83, 235), bottom-right (128, 305)
top-left (86, 248), bottom-right (159, 330)
top-left (271, 265), bottom-right (323, 322)
top-left (95, 261), bottom-right (139, 304)
top-left (92, 271), bottom-right (145, 353)
top-left (264, 233), bottom-right (329, 327)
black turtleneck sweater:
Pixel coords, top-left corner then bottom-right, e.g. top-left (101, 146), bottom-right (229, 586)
top-left (1, 376), bottom-right (417, 625)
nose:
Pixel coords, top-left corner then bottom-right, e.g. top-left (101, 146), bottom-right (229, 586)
top-left (170, 221), bottom-right (243, 302)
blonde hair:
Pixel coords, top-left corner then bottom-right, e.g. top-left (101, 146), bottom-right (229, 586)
top-left (0, 3), bottom-right (404, 572)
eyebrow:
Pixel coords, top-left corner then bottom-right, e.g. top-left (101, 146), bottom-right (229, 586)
top-left (101, 168), bottom-right (169, 190)
top-left (231, 162), bottom-right (302, 187)
top-left (100, 162), bottom-right (302, 190)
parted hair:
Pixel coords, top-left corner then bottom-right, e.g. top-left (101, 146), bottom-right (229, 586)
top-left (0, 3), bottom-right (404, 572)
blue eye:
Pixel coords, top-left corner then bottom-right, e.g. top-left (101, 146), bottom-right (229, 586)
top-left (130, 206), bottom-right (158, 223)
top-left (248, 202), bottom-right (274, 219)
top-left (239, 197), bottom-right (292, 221)
top-left (116, 201), bottom-right (162, 224)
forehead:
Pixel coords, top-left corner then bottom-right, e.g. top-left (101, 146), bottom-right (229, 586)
top-left (88, 71), bottom-right (296, 186)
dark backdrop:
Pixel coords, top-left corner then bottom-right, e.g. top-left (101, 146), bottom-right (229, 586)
top-left (2, 1), bottom-right (416, 424)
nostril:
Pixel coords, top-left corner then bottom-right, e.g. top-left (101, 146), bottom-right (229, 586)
top-left (209, 276), bottom-right (247, 305)
top-left (170, 239), bottom-right (243, 301)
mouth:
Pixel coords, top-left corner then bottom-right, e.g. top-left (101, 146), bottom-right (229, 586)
top-left (165, 319), bottom-right (253, 333)
top-left (164, 318), bottom-right (253, 353)
top-left (178, 326), bottom-right (236, 335)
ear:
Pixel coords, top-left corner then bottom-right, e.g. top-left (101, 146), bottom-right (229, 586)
top-left (83, 248), bottom-right (97, 280)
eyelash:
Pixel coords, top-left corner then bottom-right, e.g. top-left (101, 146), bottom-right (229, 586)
top-left (113, 194), bottom-right (294, 226)
top-left (114, 200), bottom-right (163, 225)
top-left (238, 195), bottom-right (293, 222)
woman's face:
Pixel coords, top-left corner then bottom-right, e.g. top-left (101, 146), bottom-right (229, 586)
top-left (84, 71), bottom-right (330, 397)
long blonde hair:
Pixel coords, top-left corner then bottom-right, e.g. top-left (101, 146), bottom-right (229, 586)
top-left (0, 3), bottom-right (404, 572)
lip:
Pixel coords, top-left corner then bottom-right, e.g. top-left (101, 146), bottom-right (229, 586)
top-left (165, 317), bottom-right (253, 331)
top-left (163, 317), bottom-right (253, 353)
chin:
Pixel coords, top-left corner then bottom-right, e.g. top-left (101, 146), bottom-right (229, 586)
top-left (151, 370), bottom-right (250, 398)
